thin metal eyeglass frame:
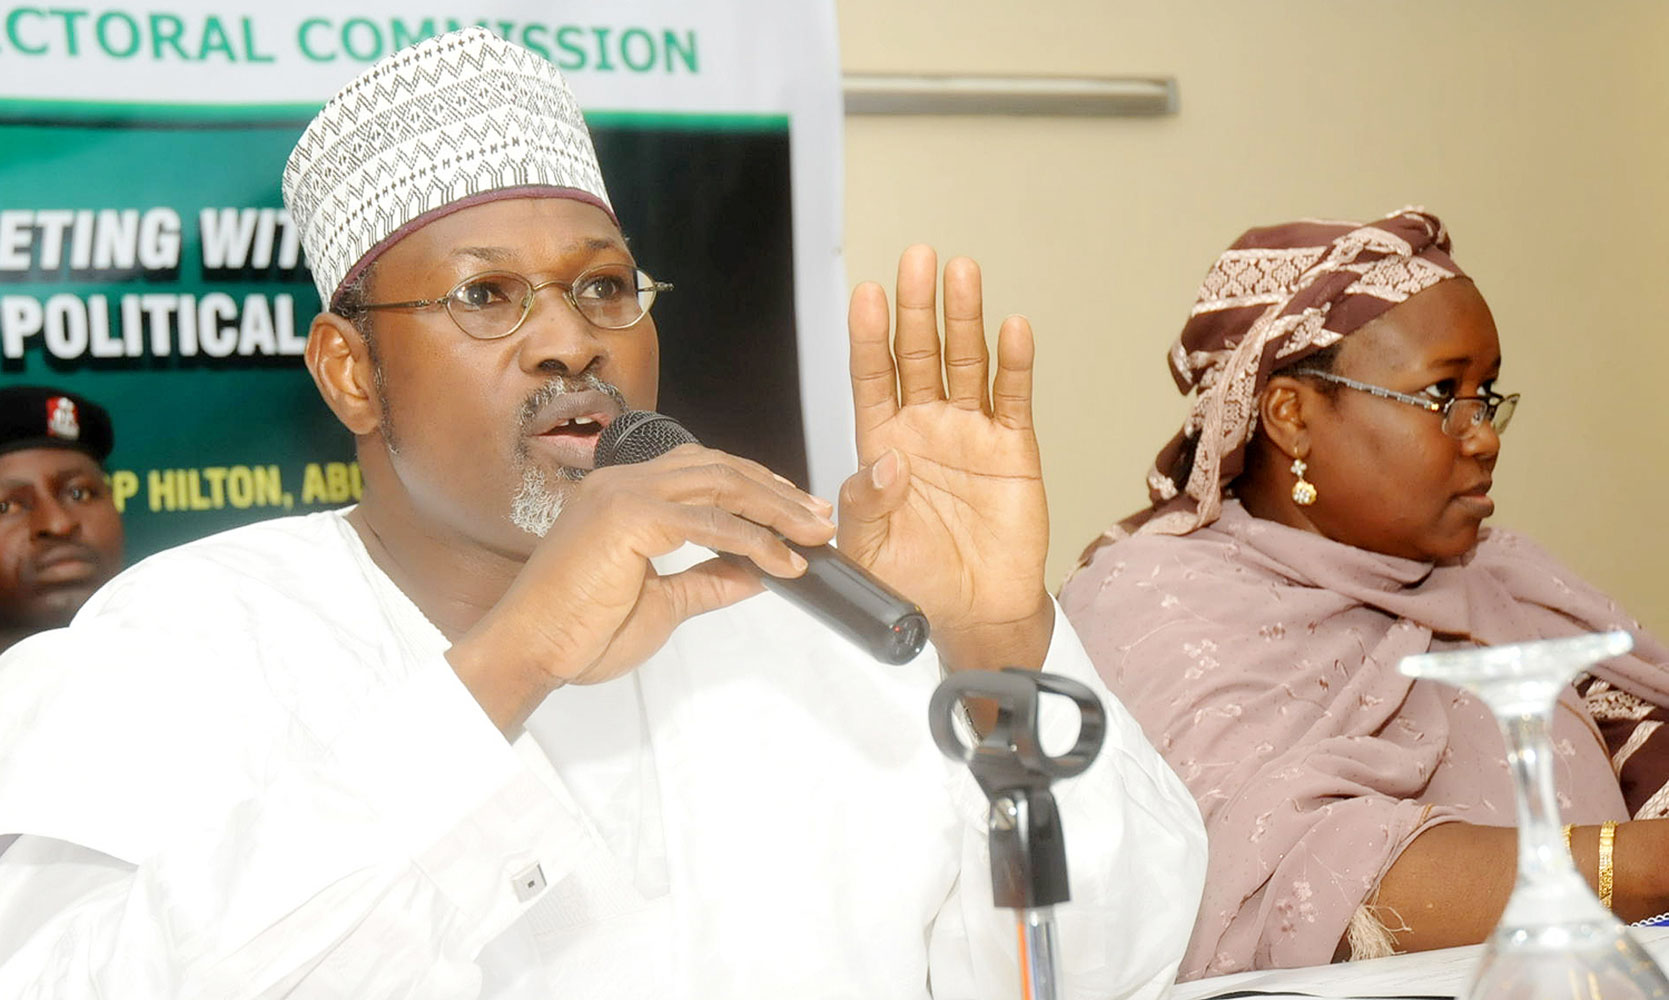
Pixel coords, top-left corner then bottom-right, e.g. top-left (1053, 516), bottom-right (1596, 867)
top-left (355, 265), bottom-right (674, 338)
top-left (1296, 370), bottom-right (1519, 438)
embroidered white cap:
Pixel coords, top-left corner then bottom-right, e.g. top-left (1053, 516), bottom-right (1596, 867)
top-left (282, 27), bottom-right (613, 306)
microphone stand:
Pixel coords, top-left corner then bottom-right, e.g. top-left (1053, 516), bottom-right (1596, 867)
top-left (928, 669), bottom-right (1107, 1000)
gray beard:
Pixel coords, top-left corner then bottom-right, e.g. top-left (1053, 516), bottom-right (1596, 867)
top-left (508, 373), bottom-right (629, 537)
top-left (508, 463), bottom-right (584, 537)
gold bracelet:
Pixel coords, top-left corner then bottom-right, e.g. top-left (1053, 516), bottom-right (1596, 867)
top-left (1598, 820), bottom-right (1618, 910)
top-left (1563, 824), bottom-right (1573, 855)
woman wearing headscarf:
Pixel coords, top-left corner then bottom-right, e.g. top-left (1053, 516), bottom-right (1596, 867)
top-left (1060, 208), bottom-right (1669, 979)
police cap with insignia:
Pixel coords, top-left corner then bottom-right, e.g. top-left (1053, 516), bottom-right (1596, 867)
top-left (0, 386), bottom-right (115, 464)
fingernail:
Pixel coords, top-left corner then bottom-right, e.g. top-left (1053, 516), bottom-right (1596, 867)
top-left (871, 449), bottom-right (900, 489)
top-left (790, 551), bottom-right (808, 573)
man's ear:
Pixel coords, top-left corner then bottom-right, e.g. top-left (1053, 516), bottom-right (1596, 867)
top-left (305, 314), bottom-right (380, 437)
top-left (1259, 375), bottom-right (1314, 461)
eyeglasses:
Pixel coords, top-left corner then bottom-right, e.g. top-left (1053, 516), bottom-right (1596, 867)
top-left (357, 264), bottom-right (673, 339)
top-left (1298, 371), bottom-right (1520, 439)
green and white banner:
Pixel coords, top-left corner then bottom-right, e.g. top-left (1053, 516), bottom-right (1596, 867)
top-left (0, 1), bottom-right (847, 559)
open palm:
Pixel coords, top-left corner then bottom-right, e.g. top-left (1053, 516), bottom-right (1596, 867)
top-left (837, 247), bottom-right (1049, 639)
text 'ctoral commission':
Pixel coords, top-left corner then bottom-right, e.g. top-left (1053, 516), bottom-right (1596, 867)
top-left (0, 10), bottom-right (701, 74)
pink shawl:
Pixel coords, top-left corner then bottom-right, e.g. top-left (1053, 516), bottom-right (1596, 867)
top-left (1059, 501), bottom-right (1669, 979)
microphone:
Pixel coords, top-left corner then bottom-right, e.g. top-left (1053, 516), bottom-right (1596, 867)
top-left (595, 410), bottom-right (930, 665)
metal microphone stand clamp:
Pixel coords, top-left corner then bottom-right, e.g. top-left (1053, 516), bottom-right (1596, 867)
top-left (928, 668), bottom-right (1107, 1000)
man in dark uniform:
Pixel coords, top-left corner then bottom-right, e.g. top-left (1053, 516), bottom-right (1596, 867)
top-left (0, 386), bottom-right (124, 654)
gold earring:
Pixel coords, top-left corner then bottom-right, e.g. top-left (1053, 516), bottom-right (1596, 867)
top-left (1291, 458), bottom-right (1317, 506)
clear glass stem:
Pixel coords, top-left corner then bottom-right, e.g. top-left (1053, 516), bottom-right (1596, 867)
top-left (1494, 709), bottom-right (1612, 936)
top-left (1502, 712), bottom-right (1579, 894)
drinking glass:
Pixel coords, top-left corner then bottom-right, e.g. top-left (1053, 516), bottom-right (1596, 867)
top-left (1399, 631), bottom-right (1669, 1000)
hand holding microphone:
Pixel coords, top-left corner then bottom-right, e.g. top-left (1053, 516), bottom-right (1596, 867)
top-left (447, 413), bottom-right (842, 734)
top-left (596, 410), bottom-right (930, 665)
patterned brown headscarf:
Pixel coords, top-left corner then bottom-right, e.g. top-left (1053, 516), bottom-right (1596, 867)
top-left (1110, 207), bottom-right (1465, 544)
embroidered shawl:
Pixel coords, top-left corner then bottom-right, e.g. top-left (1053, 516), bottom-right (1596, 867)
top-left (1060, 501), bottom-right (1669, 978)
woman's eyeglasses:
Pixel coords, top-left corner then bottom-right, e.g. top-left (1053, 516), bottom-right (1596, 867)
top-left (1298, 371), bottom-right (1519, 439)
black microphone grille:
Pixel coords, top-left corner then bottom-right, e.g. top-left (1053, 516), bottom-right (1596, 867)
top-left (595, 410), bottom-right (700, 467)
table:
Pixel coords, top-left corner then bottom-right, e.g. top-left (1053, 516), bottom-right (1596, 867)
top-left (1168, 926), bottom-right (1669, 999)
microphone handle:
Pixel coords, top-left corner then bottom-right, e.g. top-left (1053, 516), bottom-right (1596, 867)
top-left (592, 409), bottom-right (930, 664)
top-left (719, 541), bottom-right (929, 665)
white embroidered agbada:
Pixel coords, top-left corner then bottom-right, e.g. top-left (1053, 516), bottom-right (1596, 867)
top-left (0, 510), bottom-right (1205, 998)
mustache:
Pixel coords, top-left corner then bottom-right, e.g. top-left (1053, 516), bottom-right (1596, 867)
top-left (517, 372), bottom-right (629, 433)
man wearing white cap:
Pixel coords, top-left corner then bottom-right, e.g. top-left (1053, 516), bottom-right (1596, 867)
top-left (0, 28), bottom-right (1203, 999)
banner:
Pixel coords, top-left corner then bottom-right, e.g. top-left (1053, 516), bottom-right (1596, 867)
top-left (0, 1), bottom-right (849, 559)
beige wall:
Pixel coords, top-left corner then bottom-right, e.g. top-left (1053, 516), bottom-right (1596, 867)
top-left (838, 0), bottom-right (1669, 633)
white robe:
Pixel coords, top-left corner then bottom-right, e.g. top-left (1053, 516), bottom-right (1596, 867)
top-left (0, 510), bottom-right (1204, 999)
